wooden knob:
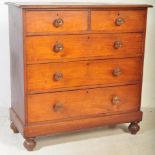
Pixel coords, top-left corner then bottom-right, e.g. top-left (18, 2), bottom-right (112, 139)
top-left (53, 102), bottom-right (63, 112)
top-left (113, 68), bottom-right (122, 76)
top-left (53, 72), bottom-right (63, 81)
top-left (53, 18), bottom-right (64, 27)
top-left (112, 96), bottom-right (121, 105)
top-left (114, 41), bottom-right (122, 49)
top-left (53, 43), bottom-right (64, 52)
top-left (115, 17), bottom-right (125, 26)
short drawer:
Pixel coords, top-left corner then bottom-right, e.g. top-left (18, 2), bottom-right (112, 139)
top-left (26, 33), bottom-right (143, 63)
top-left (91, 10), bottom-right (146, 32)
top-left (27, 84), bottom-right (140, 123)
top-left (25, 11), bottom-right (88, 33)
top-left (27, 58), bottom-right (142, 92)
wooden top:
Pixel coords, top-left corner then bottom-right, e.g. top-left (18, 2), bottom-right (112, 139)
top-left (6, 2), bottom-right (153, 9)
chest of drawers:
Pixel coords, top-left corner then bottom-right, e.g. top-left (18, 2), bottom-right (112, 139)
top-left (7, 2), bottom-right (152, 151)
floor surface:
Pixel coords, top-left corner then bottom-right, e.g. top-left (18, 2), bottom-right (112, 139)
top-left (0, 107), bottom-right (155, 155)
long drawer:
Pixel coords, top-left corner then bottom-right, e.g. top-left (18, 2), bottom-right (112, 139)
top-left (27, 58), bottom-right (142, 92)
top-left (27, 84), bottom-right (141, 123)
top-left (26, 33), bottom-right (143, 63)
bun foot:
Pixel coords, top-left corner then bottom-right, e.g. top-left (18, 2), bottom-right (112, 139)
top-left (10, 122), bottom-right (19, 133)
top-left (128, 122), bottom-right (140, 135)
top-left (23, 138), bottom-right (36, 151)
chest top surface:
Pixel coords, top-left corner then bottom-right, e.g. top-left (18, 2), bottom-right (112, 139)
top-left (6, 2), bottom-right (153, 9)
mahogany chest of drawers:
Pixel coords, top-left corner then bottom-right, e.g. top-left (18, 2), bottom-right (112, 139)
top-left (7, 2), bottom-right (152, 151)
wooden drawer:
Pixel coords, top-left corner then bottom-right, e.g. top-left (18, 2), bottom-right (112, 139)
top-left (25, 11), bottom-right (88, 33)
top-left (27, 84), bottom-right (140, 123)
top-left (27, 58), bottom-right (142, 92)
top-left (26, 33), bottom-right (143, 63)
top-left (91, 10), bottom-right (146, 32)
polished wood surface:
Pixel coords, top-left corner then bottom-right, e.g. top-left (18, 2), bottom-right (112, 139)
top-left (27, 84), bottom-right (140, 123)
top-left (8, 6), bottom-right (25, 123)
top-left (27, 58), bottom-right (142, 92)
top-left (25, 11), bottom-right (88, 33)
top-left (7, 3), bottom-right (152, 151)
top-left (10, 107), bottom-right (143, 138)
top-left (26, 33), bottom-right (143, 63)
top-left (91, 10), bottom-right (146, 32)
top-left (6, 2), bottom-right (153, 9)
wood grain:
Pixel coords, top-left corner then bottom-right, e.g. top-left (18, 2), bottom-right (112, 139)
top-left (27, 58), bottom-right (142, 92)
top-left (25, 111), bottom-right (142, 137)
top-left (26, 33), bottom-right (143, 63)
top-left (7, 3), bottom-right (151, 148)
top-left (25, 10), bottom-right (88, 33)
top-left (91, 10), bottom-right (146, 32)
top-left (10, 107), bottom-right (142, 138)
top-left (27, 84), bottom-right (140, 123)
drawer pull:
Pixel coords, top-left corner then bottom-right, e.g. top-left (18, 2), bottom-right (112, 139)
top-left (115, 17), bottom-right (125, 26)
top-left (53, 102), bottom-right (63, 112)
top-left (53, 18), bottom-right (64, 28)
top-left (113, 68), bottom-right (122, 76)
top-left (53, 72), bottom-right (63, 81)
top-left (112, 96), bottom-right (121, 105)
top-left (114, 41), bottom-right (122, 49)
top-left (53, 43), bottom-right (64, 52)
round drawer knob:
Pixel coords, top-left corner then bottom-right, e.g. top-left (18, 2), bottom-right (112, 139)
top-left (112, 96), bottom-right (121, 105)
top-left (53, 72), bottom-right (63, 81)
top-left (115, 17), bottom-right (125, 26)
top-left (53, 102), bottom-right (63, 112)
top-left (53, 18), bottom-right (64, 28)
top-left (53, 43), bottom-right (64, 53)
top-left (113, 68), bottom-right (122, 76)
top-left (114, 41), bottom-right (122, 49)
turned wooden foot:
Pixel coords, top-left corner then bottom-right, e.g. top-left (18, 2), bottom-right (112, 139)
top-left (23, 138), bottom-right (36, 151)
top-left (10, 122), bottom-right (19, 133)
top-left (128, 122), bottom-right (140, 135)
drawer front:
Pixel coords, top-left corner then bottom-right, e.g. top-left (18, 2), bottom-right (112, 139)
top-left (91, 10), bottom-right (146, 32)
top-left (26, 33), bottom-right (143, 63)
top-left (27, 58), bottom-right (142, 92)
top-left (25, 11), bottom-right (88, 33)
top-left (27, 84), bottom-right (140, 123)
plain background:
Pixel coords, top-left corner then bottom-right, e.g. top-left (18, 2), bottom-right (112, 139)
top-left (0, 0), bottom-right (154, 109)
